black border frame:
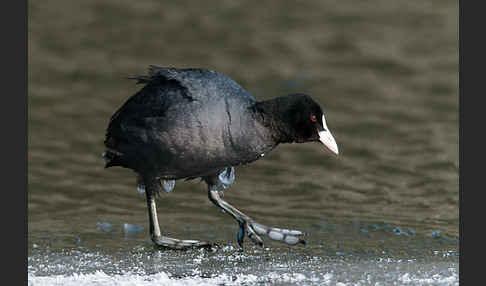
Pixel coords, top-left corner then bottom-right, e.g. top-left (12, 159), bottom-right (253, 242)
top-left (4, 0), bottom-right (28, 284)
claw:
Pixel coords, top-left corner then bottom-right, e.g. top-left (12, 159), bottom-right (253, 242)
top-left (272, 227), bottom-right (306, 237)
top-left (207, 187), bottom-right (306, 248)
top-left (236, 222), bottom-right (265, 248)
top-left (152, 235), bottom-right (216, 250)
top-left (237, 223), bottom-right (246, 248)
top-left (246, 223), bottom-right (264, 247)
top-left (250, 222), bottom-right (307, 246)
top-left (236, 221), bottom-right (307, 247)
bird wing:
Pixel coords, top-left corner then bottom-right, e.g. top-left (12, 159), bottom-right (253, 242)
top-left (130, 66), bottom-right (255, 103)
top-left (104, 66), bottom-right (257, 159)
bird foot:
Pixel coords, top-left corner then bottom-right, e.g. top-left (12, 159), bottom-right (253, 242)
top-left (152, 235), bottom-right (218, 250)
top-left (237, 220), bottom-right (307, 248)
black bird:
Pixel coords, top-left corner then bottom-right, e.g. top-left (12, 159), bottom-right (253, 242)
top-left (103, 66), bottom-right (338, 249)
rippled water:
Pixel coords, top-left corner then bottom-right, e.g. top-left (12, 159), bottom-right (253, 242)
top-left (29, 0), bottom-right (458, 285)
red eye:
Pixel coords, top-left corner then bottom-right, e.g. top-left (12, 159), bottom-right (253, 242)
top-left (311, 115), bottom-right (317, 122)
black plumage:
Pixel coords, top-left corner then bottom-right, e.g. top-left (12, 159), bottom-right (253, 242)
top-left (103, 66), bottom-right (338, 249)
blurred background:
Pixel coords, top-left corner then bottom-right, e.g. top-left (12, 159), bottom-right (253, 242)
top-left (28, 0), bottom-right (458, 284)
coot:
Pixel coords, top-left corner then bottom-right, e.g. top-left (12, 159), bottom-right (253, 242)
top-left (103, 66), bottom-right (338, 249)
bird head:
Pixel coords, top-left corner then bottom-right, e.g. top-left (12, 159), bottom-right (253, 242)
top-left (281, 94), bottom-right (339, 155)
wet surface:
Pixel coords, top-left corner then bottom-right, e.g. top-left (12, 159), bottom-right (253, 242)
top-left (28, 220), bottom-right (459, 285)
top-left (29, 219), bottom-right (459, 285)
top-left (29, 0), bottom-right (458, 285)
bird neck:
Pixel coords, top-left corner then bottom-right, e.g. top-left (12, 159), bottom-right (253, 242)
top-left (252, 97), bottom-right (296, 144)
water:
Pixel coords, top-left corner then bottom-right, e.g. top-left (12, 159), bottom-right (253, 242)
top-left (28, 0), bottom-right (458, 285)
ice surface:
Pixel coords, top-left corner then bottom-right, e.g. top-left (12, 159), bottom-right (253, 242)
top-left (28, 269), bottom-right (459, 286)
top-left (28, 246), bottom-right (459, 286)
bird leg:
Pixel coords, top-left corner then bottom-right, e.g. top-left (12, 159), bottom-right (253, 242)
top-left (208, 186), bottom-right (306, 248)
top-left (144, 181), bottom-right (214, 250)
